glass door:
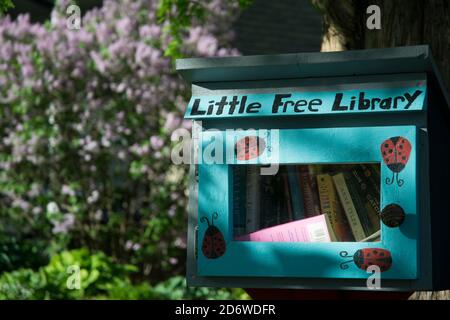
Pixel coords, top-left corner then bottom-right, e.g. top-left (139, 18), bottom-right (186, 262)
top-left (197, 126), bottom-right (418, 279)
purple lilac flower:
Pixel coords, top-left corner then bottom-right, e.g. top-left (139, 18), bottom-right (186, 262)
top-left (0, 0), bottom-right (241, 249)
top-left (150, 136), bottom-right (164, 150)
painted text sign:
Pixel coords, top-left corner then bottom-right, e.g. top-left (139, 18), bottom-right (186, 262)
top-left (184, 86), bottom-right (426, 119)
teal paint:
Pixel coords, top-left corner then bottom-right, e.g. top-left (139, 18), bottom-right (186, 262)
top-left (197, 126), bottom-right (418, 279)
top-left (185, 85), bottom-right (426, 119)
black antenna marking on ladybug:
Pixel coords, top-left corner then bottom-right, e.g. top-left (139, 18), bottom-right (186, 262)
top-left (339, 251), bottom-right (353, 270)
top-left (396, 174), bottom-right (404, 187)
top-left (386, 170), bottom-right (405, 186)
top-left (211, 211), bottom-right (218, 224)
top-left (386, 171), bottom-right (395, 185)
top-left (200, 216), bottom-right (210, 226)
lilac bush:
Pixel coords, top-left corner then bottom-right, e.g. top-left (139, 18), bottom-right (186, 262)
top-left (0, 0), bottom-right (239, 280)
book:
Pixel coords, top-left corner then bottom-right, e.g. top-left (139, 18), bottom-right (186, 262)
top-left (287, 166), bottom-right (306, 220)
top-left (259, 167), bottom-right (290, 229)
top-left (317, 173), bottom-right (354, 241)
top-left (330, 164), bottom-right (381, 237)
top-left (359, 163), bottom-right (381, 195)
top-left (332, 173), bottom-right (367, 241)
top-left (282, 169), bottom-right (294, 221)
top-left (259, 170), bottom-right (277, 229)
top-left (308, 165), bottom-right (323, 216)
top-left (275, 168), bottom-right (291, 225)
top-left (233, 165), bottom-right (247, 236)
top-left (246, 166), bottom-right (260, 233)
top-left (341, 171), bottom-right (373, 236)
top-left (350, 165), bottom-right (381, 235)
top-left (235, 214), bottom-right (331, 243)
top-left (297, 165), bottom-right (321, 217)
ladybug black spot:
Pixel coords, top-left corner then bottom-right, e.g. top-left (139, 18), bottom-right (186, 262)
top-left (388, 149), bottom-right (393, 153)
top-left (399, 145), bottom-right (403, 149)
top-left (383, 151), bottom-right (386, 156)
top-left (384, 144), bottom-right (389, 148)
top-left (373, 250), bottom-right (378, 254)
top-left (402, 156), bottom-right (406, 160)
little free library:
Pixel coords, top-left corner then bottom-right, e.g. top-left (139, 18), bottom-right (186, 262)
top-left (177, 46), bottom-right (450, 292)
top-left (188, 90), bottom-right (423, 117)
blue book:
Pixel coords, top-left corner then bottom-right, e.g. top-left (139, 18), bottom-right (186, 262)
top-left (287, 166), bottom-right (306, 220)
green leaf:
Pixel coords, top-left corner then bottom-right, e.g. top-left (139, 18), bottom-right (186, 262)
top-left (0, 0), bottom-right (14, 14)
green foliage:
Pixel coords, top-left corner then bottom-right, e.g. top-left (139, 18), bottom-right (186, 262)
top-left (157, 0), bottom-right (252, 58)
top-left (0, 249), bottom-right (143, 299)
top-left (42, 248), bottom-right (139, 299)
top-left (0, 269), bottom-right (45, 299)
top-left (0, 249), bottom-right (249, 300)
top-left (0, 233), bottom-right (49, 272)
top-left (0, 0), bottom-right (196, 287)
top-left (96, 279), bottom-right (155, 300)
top-left (157, 0), bottom-right (205, 58)
top-left (0, 0), bottom-right (244, 299)
top-left (152, 276), bottom-right (250, 300)
top-left (0, 0), bottom-right (13, 14)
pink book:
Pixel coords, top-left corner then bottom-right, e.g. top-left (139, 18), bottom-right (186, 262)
top-left (235, 214), bottom-right (331, 243)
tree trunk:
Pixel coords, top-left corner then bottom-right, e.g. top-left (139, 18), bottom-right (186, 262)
top-left (312, 0), bottom-right (450, 300)
top-left (312, 0), bottom-right (450, 94)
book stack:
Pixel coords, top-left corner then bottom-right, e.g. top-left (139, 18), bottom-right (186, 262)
top-left (233, 163), bottom-right (381, 242)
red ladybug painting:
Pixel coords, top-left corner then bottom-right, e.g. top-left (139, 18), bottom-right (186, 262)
top-left (381, 136), bottom-right (411, 186)
top-left (235, 136), bottom-right (266, 161)
top-left (340, 248), bottom-right (392, 272)
top-left (201, 212), bottom-right (226, 259)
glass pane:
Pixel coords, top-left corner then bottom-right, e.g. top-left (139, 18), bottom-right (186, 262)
top-left (232, 163), bottom-right (381, 243)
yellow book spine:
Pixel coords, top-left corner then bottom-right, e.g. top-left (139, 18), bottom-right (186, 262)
top-left (317, 174), bottom-right (338, 241)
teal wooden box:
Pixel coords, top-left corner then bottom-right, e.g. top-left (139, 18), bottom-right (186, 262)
top-left (177, 46), bottom-right (450, 291)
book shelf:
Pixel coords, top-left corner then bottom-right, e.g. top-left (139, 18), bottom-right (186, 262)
top-left (232, 164), bottom-right (381, 243)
